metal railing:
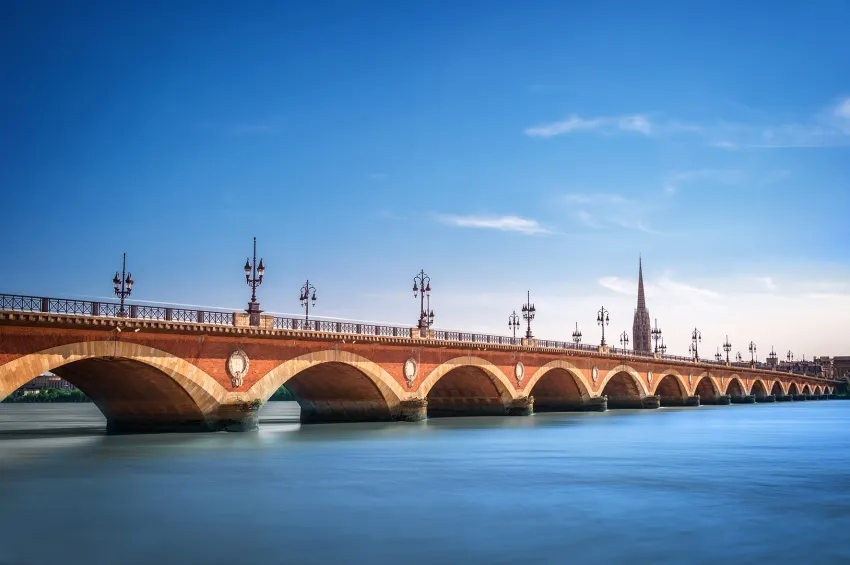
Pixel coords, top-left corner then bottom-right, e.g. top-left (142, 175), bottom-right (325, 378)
top-left (0, 293), bottom-right (835, 382)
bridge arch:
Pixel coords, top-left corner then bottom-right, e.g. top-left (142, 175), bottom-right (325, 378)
top-left (599, 364), bottom-right (648, 409)
top-left (523, 360), bottom-right (591, 412)
top-left (802, 384), bottom-right (812, 396)
top-left (725, 375), bottom-right (746, 398)
top-left (693, 373), bottom-right (721, 403)
top-left (770, 381), bottom-right (785, 397)
top-left (788, 382), bottom-right (800, 396)
top-left (249, 350), bottom-right (407, 423)
top-left (0, 340), bottom-right (226, 432)
top-left (652, 370), bottom-right (688, 406)
top-left (814, 386), bottom-right (823, 396)
top-left (419, 356), bottom-right (516, 418)
top-left (750, 379), bottom-right (769, 399)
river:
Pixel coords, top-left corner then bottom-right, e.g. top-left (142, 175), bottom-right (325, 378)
top-left (0, 401), bottom-right (848, 565)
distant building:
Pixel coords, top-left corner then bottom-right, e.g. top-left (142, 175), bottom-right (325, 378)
top-left (632, 258), bottom-right (652, 353)
top-left (13, 373), bottom-right (76, 396)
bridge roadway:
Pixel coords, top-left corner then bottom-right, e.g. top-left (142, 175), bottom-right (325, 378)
top-left (0, 295), bottom-right (837, 433)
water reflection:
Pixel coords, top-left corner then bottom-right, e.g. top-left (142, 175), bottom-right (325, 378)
top-left (0, 402), bottom-right (848, 565)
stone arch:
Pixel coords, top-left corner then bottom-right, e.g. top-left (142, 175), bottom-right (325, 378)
top-left (788, 382), bottom-right (800, 396)
top-left (770, 381), bottom-right (784, 397)
top-left (725, 376), bottom-right (746, 398)
top-left (693, 374), bottom-right (721, 403)
top-left (652, 371), bottom-right (688, 406)
top-left (523, 360), bottom-right (592, 412)
top-left (750, 379), bottom-right (769, 399)
top-left (802, 384), bottom-right (812, 396)
top-left (248, 350), bottom-right (407, 423)
top-left (599, 365), bottom-right (648, 409)
top-left (419, 356), bottom-right (516, 418)
top-left (814, 386), bottom-right (823, 396)
top-left (0, 340), bottom-right (226, 432)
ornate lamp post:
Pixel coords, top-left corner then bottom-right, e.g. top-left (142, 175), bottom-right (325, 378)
top-left (651, 318), bottom-right (663, 353)
top-left (112, 252), bottom-right (134, 317)
top-left (736, 351), bottom-right (743, 363)
top-left (715, 347), bottom-right (722, 362)
top-left (619, 331), bottom-right (629, 350)
top-left (572, 322), bottom-right (582, 345)
top-left (597, 306), bottom-right (610, 346)
top-left (787, 350), bottom-right (794, 363)
top-left (412, 269), bottom-right (433, 336)
top-left (767, 346), bottom-right (778, 367)
top-left (243, 237), bottom-right (265, 326)
top-left (508, 311), bottom-right (520, 339)
top-left (659, 339), bottom-right (667, 355)
top-left (689, 328), bottom-right (702, 361)
top-left (521, 291), bottom-right (536, 339)
top-left (748, 341), bottom-right (757, 365)
top-left (299, 280), bottom-right (317, 321)
top-left (723, 335), bottom-right (732, 364)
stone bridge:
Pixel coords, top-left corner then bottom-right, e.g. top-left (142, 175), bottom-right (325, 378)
top-left (0, 304), bottom-right (836, 434)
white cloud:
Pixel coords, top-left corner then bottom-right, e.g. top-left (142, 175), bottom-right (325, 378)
top-left (438, 214), bottom-right (551, 235)
top-left (524, 114), bottom-right (653, 138)
top-left (656, 276), bottom-right (721, 300)
top-left (756, 276), bottom-right (777, 291)
top-left (598, 276), bottom-right (633, 295)
top-left (525, 98), bottom-right (850, 148)
top-left (574, 210), bottom-right (605, 229)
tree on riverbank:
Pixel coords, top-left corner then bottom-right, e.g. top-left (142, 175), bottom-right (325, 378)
top-left (2, 389), bottom-right (91, 403)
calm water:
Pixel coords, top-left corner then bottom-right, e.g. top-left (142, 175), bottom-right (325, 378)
top-left (0, 402), bottom-right (848, 565)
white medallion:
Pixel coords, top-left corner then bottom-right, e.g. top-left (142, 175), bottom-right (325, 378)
top-left (227, 349), bottom-right (250, 388)
top-left (689, 374), bottom-right (693, 385)
top-left (592, 366), bottom-right (599, 383)
top-left (515, 361), bottom-right (524, 385)
top-left (647, 371), bottom-right (653, 384)
top-left (403, 357), bottom-right (418, 388)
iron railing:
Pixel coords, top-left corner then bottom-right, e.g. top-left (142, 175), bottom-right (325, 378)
top-left (0, 293), bottom-right (835, 382)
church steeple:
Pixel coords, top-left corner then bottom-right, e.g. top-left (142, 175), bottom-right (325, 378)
top-left (637, 255), bottom-right (646, 310)
top-left (632, 256), bottom-right (652, 353)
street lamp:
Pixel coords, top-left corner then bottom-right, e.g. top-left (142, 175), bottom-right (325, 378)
top-left (659, 339), bottom-right (667, 355)
top-left (597, 306), bottom-right (610, 346)
top-left (572, 322), bottom-right (582, 345)
top-left (619, 331), bottom-right (629, 350)
top-left (412, 269), bottom-right (433, 335)
top-left (299, 280), bottom-right (317, 321)
top-left (508, 311), bottom-right (520, 339)
top-left (651, 318), bottom-right (663, 353)
top-left (715, 347), bottom-right (722, 362)
top-left (723, 335), bottom-right (732, 363)
top-left (736, 351), bottom-right (743, 363)
top-left (112, 252), bottom-right (134, 317)
top-left (521, 291), bottom-right (536, 339)
top-left (244, 237), bottom-right (265, 325)
top-left (787, 350), bottom-right (794, 363)
top-left (689, 328), bottom-right (702, 361)
top-left (767, 346), bottom-right (778, 368)
top-left (748, 341), bottom-right (757, 364)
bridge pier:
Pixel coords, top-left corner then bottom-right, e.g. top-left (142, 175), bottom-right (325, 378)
top-left (585, 396), bottom-right (607, 412)
top-left (393, 399), bottom-right (428, 422)
top-left (659, 395), bottom-right (700, 407)
top-left (210, 401), bottom-right (261, 432)
top-left (640, 395), bottom-right (661, 409)
top-left (794, 395), bottom-right (808, 401)
top-left (776, 395), bottom-right (792, 401)
top-left (506, 396), bottom-right (534, 416)
top-left (685, 395), bottom-right (700, 406)
top-left (756, 395), bottom-right (776, 403)
top-left (707, 395), bottom-right (732, 405)
top-left (731, 395), bottom-right (756, 404)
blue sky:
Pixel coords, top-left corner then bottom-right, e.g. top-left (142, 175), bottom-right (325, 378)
top-left (2, 1), bottom-right (850, 356)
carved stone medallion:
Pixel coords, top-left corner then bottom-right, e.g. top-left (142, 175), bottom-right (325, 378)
top-left (403, 357), bottom-right (418, 388)
top-left (592, 366), bottom-right (599, 383)
top-left (515, 361), bottom-right (525, 385)
top-left (689, 373), bottom-right (693, 385)
top-left (227, 349), bottom-right (250, 388)
top-left (647, 370), bottom-right (653, 384)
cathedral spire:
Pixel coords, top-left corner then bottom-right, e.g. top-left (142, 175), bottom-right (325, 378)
top-left (637, 255), bottom-right (646, 310)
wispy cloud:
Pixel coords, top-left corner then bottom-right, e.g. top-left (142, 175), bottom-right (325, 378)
top-left (662, 168), bottom-right (788, 194)
top-left (574, 210), bottom-right (605, 229)
top-left (524, 114), bottom-right (653, 138)
top-left (438, 214), bottom-right (551, 235)
top-left (525, 98), bottom-right (850, 148)
top-left (598, 276), bottom-right (633, 295)
top-left (755, 276), bottom-right (777, 291)
top-left (612, 219), bottom-right (668, 236)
